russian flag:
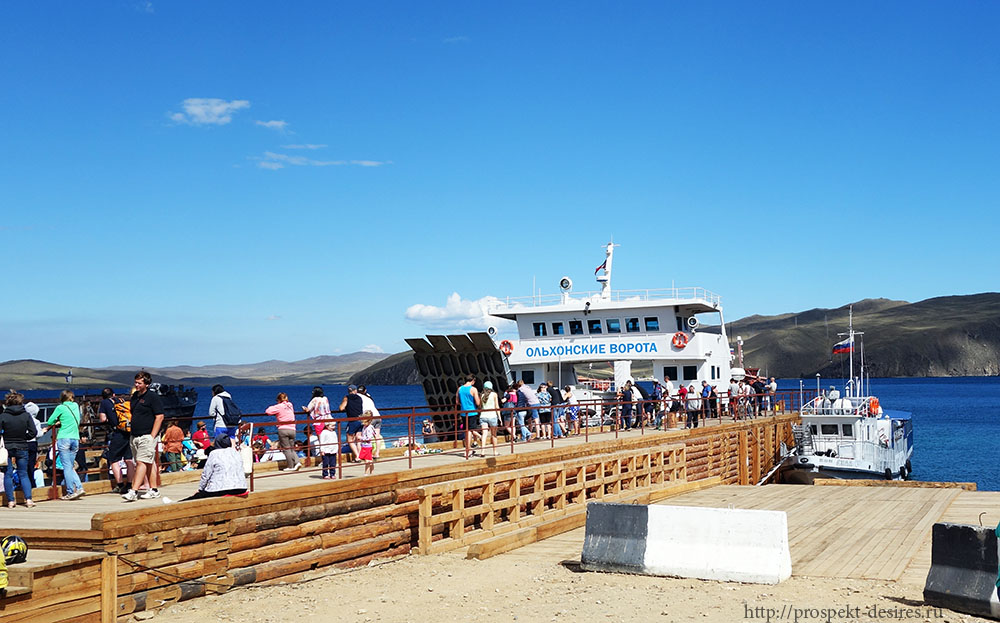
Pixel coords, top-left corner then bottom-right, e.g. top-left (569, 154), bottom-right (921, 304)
top-left (594, 259), bottom-right (607, 275)
top-left (832, 338), bottom-right (853, 355)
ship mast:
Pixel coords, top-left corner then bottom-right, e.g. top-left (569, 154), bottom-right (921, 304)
top-left (837, 305), bottom-right (863, 398)
top-left (595, 241), bottom-right (617, 300)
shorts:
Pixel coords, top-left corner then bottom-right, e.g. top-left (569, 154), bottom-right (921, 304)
top-left (108, 431), bottom-right (133, 462)
top-left (359, 446), bottom-right (373, 461)
top-left (539, 411), bottom-right (551, 425)
top-left (130, 434), bottom-right (156, 464)
top-left (347, 420), bottom-right (363, 435)
top-left (215, 425), bottom-right (239, 439)
top-left (480, 415), bottom-right (499, 428)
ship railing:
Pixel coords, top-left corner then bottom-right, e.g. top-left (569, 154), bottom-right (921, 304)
top-left (486, 286), bottom-right (721, 311)
top-left (800, 396), bottom-right (877, 417)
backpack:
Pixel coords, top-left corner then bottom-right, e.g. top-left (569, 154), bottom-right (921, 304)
top-left (220, 395), bottom-right (242, 427)
top-left (114, 398), bottom-right (132, 433)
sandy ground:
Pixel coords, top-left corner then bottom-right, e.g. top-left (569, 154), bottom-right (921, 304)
top-left (151, 546), bottom-right (988, 623)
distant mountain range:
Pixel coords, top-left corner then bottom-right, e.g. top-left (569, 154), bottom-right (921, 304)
top-left (348, 293), bottom-right (1000, 384)
top-left (0, 352), bottom-right (388, 390)
top-left (8, 293), bottom-right (997, 390)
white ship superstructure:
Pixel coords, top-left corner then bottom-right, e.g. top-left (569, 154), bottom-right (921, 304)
top-left (486, 242), bottom-right (734, 398)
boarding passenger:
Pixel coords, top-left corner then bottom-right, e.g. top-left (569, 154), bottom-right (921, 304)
top-left (729, 379), bottom-right (741, 419)
top-left (633, 381), bottom-right (652, 428)
top-left (563, 386), bottom-right (580, 435)
top-left (122, 371), bottom-right (165, 502)
top-left (478, 381), bottom-right (500, 456)
top-left (516, 381), bottom-right (539, 442)
top-left (1, 392), bottom-right (36, 508)
top-left (701, 381), bottom-right (712, 420)
top-left (455, 375), bottom-right (481, 454)
top-left (501, 385), bottom-right (518, 442)
top-left (339, 385), bottom-right (365, 462)
top-left (537, 383), bottom-right (553, 439)
top-left (266, 392), bottom-right (301, 472)
top-left (47, 390), bottom-right (84, 500)
top-left (547, 382), bottom-right (564, 438)
top-left (98, 388), bottom-right (134, 493)
top-left (618, 381), bottom-right (634, 430)
top-left (686, 385), bottom-right (701, 428)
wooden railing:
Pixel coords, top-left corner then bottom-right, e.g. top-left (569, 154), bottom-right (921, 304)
top-left (416, 443), bottom-right (686, 555)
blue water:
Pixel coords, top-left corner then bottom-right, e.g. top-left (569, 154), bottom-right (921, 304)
top-left (23, 377), bottom-right (1000, 490)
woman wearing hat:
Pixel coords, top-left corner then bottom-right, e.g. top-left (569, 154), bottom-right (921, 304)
top-left (478, 381), bottom-right (500, 456)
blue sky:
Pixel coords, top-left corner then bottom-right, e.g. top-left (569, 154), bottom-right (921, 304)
top-left (2, 2), bottom-right (997, 367)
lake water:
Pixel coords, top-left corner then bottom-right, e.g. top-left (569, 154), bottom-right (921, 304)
top-left (23, 377), bottom-right (1000, 490)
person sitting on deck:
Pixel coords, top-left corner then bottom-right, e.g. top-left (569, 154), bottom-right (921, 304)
top-left (181, 434), bottom-right (247, 501)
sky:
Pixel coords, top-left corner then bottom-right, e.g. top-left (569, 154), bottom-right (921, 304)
top-left (1, 2), bottom-right (997, 367)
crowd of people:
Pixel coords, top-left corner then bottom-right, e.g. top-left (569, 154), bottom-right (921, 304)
top-left (441, 374), bottom-right (781, 449)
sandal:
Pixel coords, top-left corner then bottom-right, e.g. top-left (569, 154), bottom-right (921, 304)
top-left (7, 502), bottom-right (15, 509)
top-left (25, 500), bottom-right (35, 508)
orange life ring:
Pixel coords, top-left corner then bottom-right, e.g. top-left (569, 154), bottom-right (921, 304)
top-left (869, 397), bottom-right (880, 415)
top-left (671, 332), bottom-right (689, 349)
top-left (499, 340), bottom-right (513, 356)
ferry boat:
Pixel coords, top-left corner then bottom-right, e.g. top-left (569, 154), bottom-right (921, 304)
top-left (407, 242), bottom-right (736, 429)
top-left (779, 310), bottom-right (914, 482)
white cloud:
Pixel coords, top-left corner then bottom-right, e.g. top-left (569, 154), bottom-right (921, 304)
top-left (444, 36), bottom-right (470, 44)
top-left (266, 314), bottom-right (282, 321)
top-left (282, 144), bottom-right (327, 150)
top-left (255, 120), bottom-right (288, 131)
top-left (254, 151), bottom-right (392, 170)
top-left (405, 293), bottom-right (513, 330)
top-left (168, 98), bottom-right (250, 125)
top-left (360, 344), bottom-right (384, 353)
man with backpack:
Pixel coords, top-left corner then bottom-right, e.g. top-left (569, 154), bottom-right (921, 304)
top-left (209, 384), bottom-right (242, 439)
top-left (97, 387), bottom-right (134, 494)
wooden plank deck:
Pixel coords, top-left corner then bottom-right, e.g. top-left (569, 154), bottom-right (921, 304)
top-left (503, 483), bottom-right (1000, 586)
top-left (0, 424), bottom-right (723, 534)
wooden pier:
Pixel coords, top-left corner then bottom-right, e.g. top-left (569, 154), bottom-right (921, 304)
top-left (1, 411), bottom-right (988, 622)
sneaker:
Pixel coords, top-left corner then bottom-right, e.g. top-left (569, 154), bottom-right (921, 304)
top-left (139, 489), bottom-right (161, 500)
top-left (67, 489), bottom-right (85, 500)
top-left (122, 490), bottom-right (139, 502)
top-left (292, 463), bottom-right (302, 471)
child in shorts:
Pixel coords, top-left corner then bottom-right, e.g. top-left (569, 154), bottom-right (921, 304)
top-left (358, 412), bottom-right (376, 475)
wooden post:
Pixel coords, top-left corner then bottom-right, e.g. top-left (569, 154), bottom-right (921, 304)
top-left (101, 555), bottom-right (118, 623)
top-left (417, 490), bottom-right (432, 554)
top-left (738, 430), bottom-right (749, 485)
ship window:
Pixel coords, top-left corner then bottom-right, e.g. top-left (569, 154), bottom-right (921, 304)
top-left (587, 319), bottom-right (602, 334)
top-left (522, 370), bottom-right (535, 385)
top-left (842, 424), bottom-right (853, 437)
top-left (663, 366), bottom-right (678, 381)
top-left (809, 424), bottom-right (818, 435)
top-left (676, 316), bottom-right (684, 331)
top-left (533, 322), bottom-right (547, 337)
top-left (644, 317), bottom-right (660, 331)
top-left (625, 317), bottom-right (640, 332)
top-left (510, 370), bottom-right (517, 382)
top-left (820, 424), bottom-right (839, 436)
top-left (569, 320), bottom-right (584, 335)
top-left (606, 319), bottom-right (621, 333)
top-left (552, 322), bottom-right (565, 335)
top-left (683, 365), bottom-right (697, 380)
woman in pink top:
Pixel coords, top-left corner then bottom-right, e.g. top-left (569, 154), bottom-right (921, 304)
top-left (302, 386), bottom-right (331, 436)
top-left (265, 392), bottom-right (300, 471)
